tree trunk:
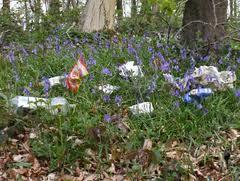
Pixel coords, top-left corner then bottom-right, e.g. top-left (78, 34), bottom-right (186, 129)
top-left (182, 0), bottom-right (228, 46)
top-left (152, 3), bottom-right (160, 15)
top-left (79, 0), bottom-right (116, 32)
top-left (233, 0), bottom-right (237, 18)
top-left (131, 0), bottom-right (137, 17)
top-left (49, 0), bottom-right (61, 16)
top-left (2, 0), bottom-right (10, 13)
top-left (230, 0), bottom-right (233, 18)
top-left (117, 0), bottom-right (123, 22)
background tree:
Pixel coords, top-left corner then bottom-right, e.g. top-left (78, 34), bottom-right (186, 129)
top-left (182, 0), bottom-right (228, 46)
top-left (79, 0), bottom-right (116, 32)
top-left (117, 0), bottom-right (123, 22)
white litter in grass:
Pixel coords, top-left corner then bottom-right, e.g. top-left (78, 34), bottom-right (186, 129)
top-left (40, 76), bottom-right (66, 87)
top-left (129, 102), bottom-right (154, 115)
top-left (163, 66), bottom-right (236, 91)
top-left (10, 96), bottom-right (75, 115)
top-left (118, 61), bottom-right (144, 78)
top-left (98, 84), bottom-right (120, 94)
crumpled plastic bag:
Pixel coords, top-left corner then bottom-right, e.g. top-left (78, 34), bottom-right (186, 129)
top-left (192, 66), bottom-right (236, 90)
top-left (164, 66), bottom-right (236, 91)
top-left (129, 102), bottom-right (154, 115)
top-left (66, 55), bottom-right (89, 93)
top-left (98, 84), bottom-right (120, 94)
top-left (118, 61), bottom-right (144, 78)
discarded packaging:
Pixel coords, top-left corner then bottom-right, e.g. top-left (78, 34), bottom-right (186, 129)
top-left (40, 76), bottom-right (65, 88)
top-left (183, 88), bottom-right (213, 103)
top-left (192, 66), bottom-right (236, 90)
top-left (164, 66), bottom-right (236, 91)
top-left (98, 84), bottom-right (120, 94)
top-left (10, 96), bottom-right (75, 115)
top-left (118, 61), bottom-right (144, 78)
top-left (129, 102), bottom-right (154, 115)
top-left (66, 55), bottom-right (89, 93)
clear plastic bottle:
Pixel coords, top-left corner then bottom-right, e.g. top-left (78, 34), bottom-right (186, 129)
top-left (10, 96), bottom-right (75, 115)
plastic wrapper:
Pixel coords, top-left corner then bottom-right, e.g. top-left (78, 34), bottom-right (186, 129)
top-left (164, 66), bottom-right (236, 91)
top-left (118, 61), bottom-right (144, 78)
top-left (40, 76), bottom-right (66, 88)
top-left (66, 55), bottom-right (89, 93)
top-left (183, 88), bottom-right (213, 104)
top-left (129, 102), bottom-right (154, 115)
top-left (98, 84), bottom-right (120, 94)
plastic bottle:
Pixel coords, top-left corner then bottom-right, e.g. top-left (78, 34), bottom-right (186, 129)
top-left (10, 96), bottom-right (75, 115)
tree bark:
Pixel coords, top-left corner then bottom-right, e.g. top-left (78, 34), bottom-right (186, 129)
top-left (182, 0), bottom-right (228, 46)
top-left (79, 0), bottom-right (116, 32)
top-left (230, 0), bottom-right (233, 18)
top-left (2, 0), bottom-right (10, 13)
top-left (49, 0), bottom-right (61, 16)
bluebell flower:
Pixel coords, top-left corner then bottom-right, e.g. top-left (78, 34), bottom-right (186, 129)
top-left (104, 114), bottom-right (112, 123)
top-left (180, 48), bottom-right (187, 59)
top-left (87, 56), bottom-right (96, 67)
top-left (113, 36), bottom-right (118, 44)
top-left (105, 40), bottom-right (111, 49)
top-left (148, 46), bottom-right (154, 53)
top-left (8, 50), bottom-right (15, 63)
top-left (157, 51), bottom-right (165, 62)
top-left (114, 95), bottom-right (122, 106)
top-left (235, 89), bottom-right (240, 97)
top-left (122, 37), bottom-right (127, 44)
top-left (89, 73), bottom-right (95, 81)
top-left (101, 68), bottom-right (112, 76)
top-left (236, 57), bottom-right (240, 64)
top-left (32, 47), bottom-right (38, 55)
top-left (160, 61), bottom-right (170, 72)
top-left (23, 88), bottom-right (30, 96)
top-left (42, 77), bottom-right (50, 97)
top-left (103, 95), bottom-right (111, 103)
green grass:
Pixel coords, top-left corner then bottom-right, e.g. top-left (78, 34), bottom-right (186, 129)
top-left (0, 34), bottom-right (239, 178)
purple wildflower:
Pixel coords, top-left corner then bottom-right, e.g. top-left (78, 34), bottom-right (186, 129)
top-left (160, 61), bottom-right (170, 72)
top-left (180, 48), bottom-right (187, 59)
top-left (103, 95), bottom-right (111, 103)
top-left (104, 114), bottom-right (112, 123)
top-left (235, 89), bottom-right (240, 97)
top-left (113, 36), bottom-right (118, 44)
top-left (87, 56), bottom-right (96, 67)
top-left (89, 73), bottom-right (95, 81)
top-left (236, 57), bottom-right (240, 64)
top-left (42, 77), bottom-right (50, 97)
top-left (105, 40), bottom-right (111, 49)
top-left (114, 95), bottom-right (122, 106)
top-left (102, 68), bottom-right (112, 76)
top-left (173, 101), bottom-right (180, 108)
top-left (23, 88), bottom-right (30, 96)
top-left (8, 50), bottom-right (15, 63)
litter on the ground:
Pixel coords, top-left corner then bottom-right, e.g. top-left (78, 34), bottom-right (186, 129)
top-left (183, 88), bottom-right (213, 107)
top-left (164, 66), bottom-right (236, 91)
top-left (129, 102), bottom-right (154, 115)
top-left (118, 61), bottom-right (144, 78)
top-left (40, 76), bottom-right (66, 88)
top-left (66, 55), bottom-right (89, 93)
top-left (98, 84), bottom-right (120, 94)
top-left (192, 66), bottom-right (236, 90)
top-left (10, 96), bottom-right (75, 115)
